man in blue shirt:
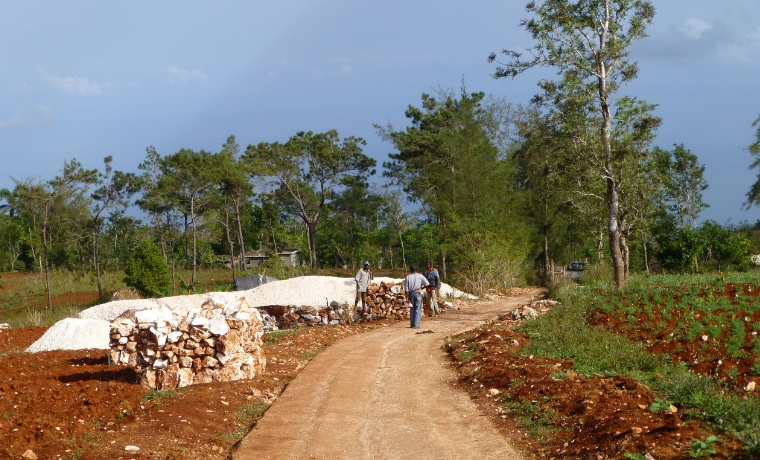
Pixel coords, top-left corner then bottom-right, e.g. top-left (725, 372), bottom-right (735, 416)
top-left (423, 261), bottom-right (440, 317)
top-left (403, 265), bottom-right (429, 328)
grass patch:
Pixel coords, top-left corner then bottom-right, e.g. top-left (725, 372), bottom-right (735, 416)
top-left (503, 400), bottom-right (561, 441)
top-left (298, 348), bottom-right (323, 360)
top-left (263, 327), bottom-right (299, 346)
top-left (141, 389), bottom-right (177, 407)
top-left (218, 401), bottom-right (269, 443)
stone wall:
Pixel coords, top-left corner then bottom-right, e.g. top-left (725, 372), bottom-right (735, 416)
top-left (109, 296), bottom-right (266, 390)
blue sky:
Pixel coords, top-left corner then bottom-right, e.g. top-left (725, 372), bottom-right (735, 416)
top-left (2, 1), bottom-right (759, 225)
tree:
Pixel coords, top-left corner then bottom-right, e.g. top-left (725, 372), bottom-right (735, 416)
top-left (320, 175), bottom-right (382, 268)
top-left (377, 87), bottom-right (523, 280)
top-left (380, 190), bottom-right (411, 270)
top-left (91, 156), bottom-right (138, 299)
top-left (124, 240), bottom-right (171, 297)
top-left (489, 0), bottom-right (655, 289)
top-left (745, 114), bottom-right (760, 210)
top-left (650, 143), bottom-right (708, 230)
top-left (245, 130), bottom-right (376, 271)
top-left (136, 146), bottom-right (176, 262)
top-left (217, 135), bottom-right (252, 273)
top-left (12, 159), bottom-right (95, 308)
top-left (161, 148), bottom-right (219, 287)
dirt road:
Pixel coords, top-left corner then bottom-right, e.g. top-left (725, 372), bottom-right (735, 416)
top-left (233, 296), bottom-right (529, 460)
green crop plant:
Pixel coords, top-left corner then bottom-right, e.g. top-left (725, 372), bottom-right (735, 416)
top-left (649, 397), bottom-right (676, 414)
top-left (726, 335), bottom-right (745, 358)
top-left (687, 435), bottom-right (719, 458)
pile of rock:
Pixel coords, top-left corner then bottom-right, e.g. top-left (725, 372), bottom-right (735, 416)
top-left (257, 281), bottom-right (454, 328)
top-left (509, 299), bottom-right (560, 320)
top-left (359, 281), bottom-right (413, 320)
top-left (108, 296), bottom-right (266, 390)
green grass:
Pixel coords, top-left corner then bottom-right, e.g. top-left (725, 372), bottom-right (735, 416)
top-left (262, 327), bottom-right (299, 346)
top-left (141, 389), bottom-right (177, 402)
top-left (298, 348), bottom-right (323, 360)
top-left (503, 400), bottom-right (562, 442)
top-left (218, 401), bottom-right (269, 443)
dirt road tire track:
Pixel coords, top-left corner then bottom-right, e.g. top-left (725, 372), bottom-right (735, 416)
top-left (233, 296), bottom-right (529, 460)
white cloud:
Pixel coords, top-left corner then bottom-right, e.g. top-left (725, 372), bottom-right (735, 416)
top-left (164, 65), bottom-right (208, 84)
top-left (278, 60), bottom-right (291, 67)
top-left (680, 18), bottom-right (712, 39)
top-left (40, 71), bottom-right (102, 94)
top-left (0, 106), bottom-right (53, 130)
top-left (341, 65), bottom-right (351, 74)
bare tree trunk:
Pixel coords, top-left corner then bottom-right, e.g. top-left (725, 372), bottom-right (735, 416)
top-left (224, 208), bottom-right (237, 281)
top-left (234, 196), bottom-right (246, 273)
top-left (307, 220), bottom-right (317, 272)
top-left (169, 238), bottom-right (176, 292)
top-left (398, 229), bottom-right (407, 270)
top-left (543, 233), bottom-right (550, 282)
top-left (271, 223), bottom-right (278, 254)
top-left (641, 231), bottom-right (650, 275)
top-left (94, 220), bottom-right (102, 300)
top-left (596, 230), bottom-right (604, 264)
top-left (43, 206), bottom-right (53, 310)
top-left (183, 213), bottom-right (190, 270)
top-left (620, 234), bottom-right (630, 280)
top-left (190, 198), bottom-right (197, 290)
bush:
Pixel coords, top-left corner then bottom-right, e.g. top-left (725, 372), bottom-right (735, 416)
top-left (123, 241), bottom-right (171, 297)
top-left (449, 230), bottom-right (529, 296)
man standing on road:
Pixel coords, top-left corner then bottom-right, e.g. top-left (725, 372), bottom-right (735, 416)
top-left (354, 261), bottom-right (373, 313)
top-left (403, 265), bottom-right (429, 328)
top-left (422, 261), bottom-right (440, 317)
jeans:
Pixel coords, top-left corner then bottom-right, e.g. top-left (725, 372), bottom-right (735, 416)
top-left (409, 291), bottom-right (423, 328)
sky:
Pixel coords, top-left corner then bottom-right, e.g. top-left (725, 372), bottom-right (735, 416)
top-left (1, 1), bottom-right (759, 225)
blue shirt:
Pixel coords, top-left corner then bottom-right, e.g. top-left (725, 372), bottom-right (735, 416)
top-left (423, 268), bottom-right (439, 287)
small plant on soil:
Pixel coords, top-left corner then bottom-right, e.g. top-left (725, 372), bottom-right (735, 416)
top-left (623, 453), bottom-right (646, 460)
top-left (687, 435), bottom-right (719, 458)
top-left (504, 400), bottom-right (560, 441)
top-left (649, 397), bottom-right (676, 414)
top-left (458, 342), bottom-right (482, 361)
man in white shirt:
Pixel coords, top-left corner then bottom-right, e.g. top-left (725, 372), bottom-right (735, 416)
top-left (354, 261), bottom-right (373, 313)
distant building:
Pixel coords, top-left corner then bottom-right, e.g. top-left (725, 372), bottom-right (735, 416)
top-left (242, 248), bottom-right (301, 268)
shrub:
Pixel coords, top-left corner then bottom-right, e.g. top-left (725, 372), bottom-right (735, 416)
top-left (449, 229), bottom-right (529, 296)
top-left (123, 241), bottom-right (171, 297)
